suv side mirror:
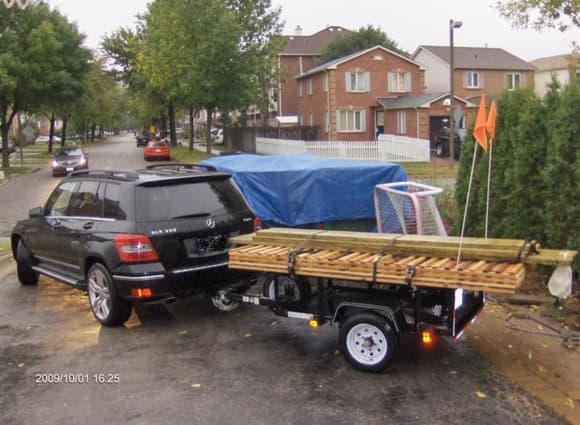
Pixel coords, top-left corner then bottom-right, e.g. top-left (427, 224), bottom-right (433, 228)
top-left (29, 206), bottom-right (43, 218)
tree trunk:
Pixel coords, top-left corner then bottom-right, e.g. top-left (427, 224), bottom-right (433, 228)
top-left (206, 108), bottom-right (213, 156)
top-left (189, 106), bottom-right (195, 151)
top-left (168, 101), bottom-right (177, 147)
top-left (48, 113), bottom-right (56, 154)
top-left (61, 119), bottom-right (68, 147)
top-left (90, 124), bottom-right (96, 142)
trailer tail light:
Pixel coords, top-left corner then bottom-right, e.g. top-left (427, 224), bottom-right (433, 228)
top-left (421, 330), bottom-right (435, 346)
top-left (309, 319), bottom-right (319, 328)
top-left (114, 234), bottom-right (159, 263)
top-left (131, 288), bottom-right (153, 298)
top-left (253, 216), bottom-right (262, 231)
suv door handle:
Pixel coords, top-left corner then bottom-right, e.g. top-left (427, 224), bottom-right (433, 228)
top-left (83, 221), bottom-right (94, 230)
top-left (51, 219), bottom-right (62, 228)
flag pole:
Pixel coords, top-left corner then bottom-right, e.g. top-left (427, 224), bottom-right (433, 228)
top-left (485, 139), bottom-right (493, 238)
top-left (457, 142), bottom-right (479, 267)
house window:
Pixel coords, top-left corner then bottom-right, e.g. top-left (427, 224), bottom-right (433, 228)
top-left (396, 111), bottom-right (407, 134)
top-left (324, 111), bottom-right (329, 132)
top-left (465, 71), bottom-right (480, 88)
top-left (323, 74), bottom-right (328, 92)
top-left (309, 112), bottom-right (313, 126)
top-left (345, 72), bottom-right (370, 92)
top-left (506, 73), bottom-right (521, 90)
top-left (298, 81), bottom-right (303, 97)
top-left (336, 109), bottom-right (366, 132)
top-left (308, 78), bottom-right (313, 95)
top-left (388, 72), bottom-right (411, 93)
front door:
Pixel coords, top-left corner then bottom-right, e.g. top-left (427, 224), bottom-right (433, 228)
top-left (375, 110), bottom-right (385, 138)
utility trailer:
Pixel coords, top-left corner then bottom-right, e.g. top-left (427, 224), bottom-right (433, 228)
top-left (220, 229), bottom-right (576, 372)
top-left (226, 272), bottom-right (484, 372)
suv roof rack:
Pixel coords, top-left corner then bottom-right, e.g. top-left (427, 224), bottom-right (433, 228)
top-left (145, 163), bottom-right (218, 172)
top-left (70, 169), bottom-right (140, 181)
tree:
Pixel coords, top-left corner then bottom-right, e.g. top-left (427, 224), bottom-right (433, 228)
top-left (496, 0), bottom-right (579, 32)
top-left (318, 25), bottom-right (407, 64)
top-left (0, 4), bottom-right (90, 167)
top-left (137, 0), bottom-right (283, 153)
top-left (542, 79), bottom-right (579, 264)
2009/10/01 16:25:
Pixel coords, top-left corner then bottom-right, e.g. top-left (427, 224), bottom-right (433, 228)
top-left (34, 372), bottom-right (120, 384)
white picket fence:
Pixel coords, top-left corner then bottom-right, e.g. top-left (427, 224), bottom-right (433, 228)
top-left (256, 135), bottom-right (430, 162)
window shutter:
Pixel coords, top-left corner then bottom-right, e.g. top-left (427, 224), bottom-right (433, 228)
top-left (360, 110), bottom-right (366, 131)
top-left (365, 72), bottom-right (370, 92)
top-left (336, 110), bottom-right (341, 131)
top-left (405, 72), bottom-right (411, 92)
top-left (479, 72), bottom-right (484, 88)
top-left (345, 72), bottom-right (350, 92)
top-left (387, 72), bottom-right (394, 92)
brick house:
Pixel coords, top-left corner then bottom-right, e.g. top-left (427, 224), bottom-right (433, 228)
top-left (412, 46), bottom-right (535, 101)
top-left (276, 26), bottom-right (350, 118)
top-left (531, 53), bottom-right (580, 98)
top-left (295, 45), bottom-right (453, 141)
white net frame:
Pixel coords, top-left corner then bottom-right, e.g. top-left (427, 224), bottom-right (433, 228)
top-left (374, 181), bottom-right (447, 236)
top-left (1, 0), bottom-right (38, 8)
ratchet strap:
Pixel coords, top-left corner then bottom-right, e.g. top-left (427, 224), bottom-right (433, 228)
top-left (287, 231), bottom-right (325, 280)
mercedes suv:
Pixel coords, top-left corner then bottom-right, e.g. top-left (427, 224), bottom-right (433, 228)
top-left (11, 164), bottom-right (257, 326)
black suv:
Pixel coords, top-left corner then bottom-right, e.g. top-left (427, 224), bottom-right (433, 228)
top-left (11, 164), bottom-right (257, 326)
top-left (434, 127), bottom-right (463, 159)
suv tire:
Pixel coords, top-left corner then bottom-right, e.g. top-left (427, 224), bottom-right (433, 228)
top-left (87, 263), bottom-right (132, 326)
top-left (16, 240), bottom-right (39, 286)
top-left (435, 143), bottom-right (446, 158)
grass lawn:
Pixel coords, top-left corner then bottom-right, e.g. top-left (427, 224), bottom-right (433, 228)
top-left (0, 166), bottom-right (33, 176)
top-left (170, 145), bottom-right (211, 163)
top-left (401, 161), bottom-right (458, 177)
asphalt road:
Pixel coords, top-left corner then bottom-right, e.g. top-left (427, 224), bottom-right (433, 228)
top-left (0, 135), bottom-right (566, 425)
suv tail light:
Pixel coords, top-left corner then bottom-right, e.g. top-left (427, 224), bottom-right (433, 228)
top-left (114, 234), bottom-right (159, 263)
top-left (253, 216), bottom-right (262, 232)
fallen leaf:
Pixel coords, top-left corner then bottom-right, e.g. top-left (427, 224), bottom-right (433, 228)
top-left (537, 325), bottom-right (544, 331)
top-left (17, 363), bottom-right (24, 368)
top-left (528, 351), bottom-right (533, 360)
top-left (541, 344), bottom-right (548, 349)
top-left (508, 344), bottom-right (513, 349)
top-left (334, 350), bottom-right (340, 356)
top-left (475, 391), bottom-right (487, 398)
top-left (538, 365), bottom-right (547, 374)
top-left (179, 330), bottom-right (188, 335)
top-left (244, 333), bottom-right (252, 338)
top-left (530, 305), bottom-right (539, 311)
top-left (565, 398), bottom-right (575, 408)
top-left (179, 379), bottom-right (188, 384)
top-left (191, 383), bottom-right (202, 388)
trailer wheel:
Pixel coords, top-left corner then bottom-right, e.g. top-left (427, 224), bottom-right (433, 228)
top-left (260, 274), bottom-right (310, 305)
top-left (339, 313), bottom-right (396, 372)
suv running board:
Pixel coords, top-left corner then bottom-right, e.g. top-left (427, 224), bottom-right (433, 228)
top-left (32, 266), bottom-right (86, 290)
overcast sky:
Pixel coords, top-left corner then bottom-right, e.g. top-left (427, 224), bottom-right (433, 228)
top-left (45, 0), bottom-right (579, 61)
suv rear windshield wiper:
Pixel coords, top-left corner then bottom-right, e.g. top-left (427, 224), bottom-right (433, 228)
top-left (171, 212), bottom-right (211, 219)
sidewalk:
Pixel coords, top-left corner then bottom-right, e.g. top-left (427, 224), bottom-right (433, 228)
top-left (468, 299), bottom-right (580, 424)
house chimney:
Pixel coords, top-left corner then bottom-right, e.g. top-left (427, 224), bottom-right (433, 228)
top-left (295, 25), bottom-right (303, 35)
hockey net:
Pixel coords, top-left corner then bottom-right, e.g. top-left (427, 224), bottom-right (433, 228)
top-left (374, 182), bottom-right (447, 236)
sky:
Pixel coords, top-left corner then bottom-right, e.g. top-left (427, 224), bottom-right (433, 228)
top-left (44, 0), bottom-right (579, 62)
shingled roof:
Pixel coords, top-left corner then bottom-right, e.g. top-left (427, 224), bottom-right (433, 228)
top-left (282, 26), bottom-right (351, 56)
top-left (531, 53), bottom-right (580, 71)
top-left (417, 45), bottom-right (535, 70)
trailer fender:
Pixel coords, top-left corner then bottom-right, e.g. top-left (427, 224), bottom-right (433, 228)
top-left (331, 302), bottom-right (405, 334)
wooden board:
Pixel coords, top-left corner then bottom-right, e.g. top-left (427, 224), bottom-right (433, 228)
top-left (229, 244), bottom-right (527, 294)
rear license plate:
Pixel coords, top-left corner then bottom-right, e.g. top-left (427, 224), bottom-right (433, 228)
top-left (66, 167), bottom-right (73, 172)
top-left (185, 235), bottom-right (227, 254)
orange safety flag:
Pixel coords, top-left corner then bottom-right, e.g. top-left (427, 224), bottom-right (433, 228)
top-left (486, 100), bottom-right (497, 142)
top-left (473, 94), bottom-right (488, 152)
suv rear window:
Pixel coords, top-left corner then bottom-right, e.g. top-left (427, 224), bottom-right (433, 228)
top-left (135, 179), bottom-right (249, 221)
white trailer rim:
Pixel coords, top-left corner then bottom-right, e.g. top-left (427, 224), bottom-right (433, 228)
top-left (346, 323), bottom-right (388, 365)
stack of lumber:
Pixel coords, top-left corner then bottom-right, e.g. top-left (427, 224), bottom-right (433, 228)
top-left (228, 229), bottom-right (577, 294)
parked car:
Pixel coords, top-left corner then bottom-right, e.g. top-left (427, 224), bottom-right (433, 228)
top-left (0, 138), bottom-right (16, 155)
top-left (211, 127), bottom-right (223, 145)
top-left (51, 146), bottom-right (89, 177)
top-left (144, 139), bottom-right (170, 161)
top-left (11, 165), bottom-right (258, 325)
top-left (36, 135), bottom-right (61, 144)
top-left (434, 127), bottom-right (462, 159)
top-left (136, 134), bottom-right (151, 147)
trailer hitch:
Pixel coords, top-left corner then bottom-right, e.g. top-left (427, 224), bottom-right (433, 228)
top-left (505, 312), bottom-right (580, 346)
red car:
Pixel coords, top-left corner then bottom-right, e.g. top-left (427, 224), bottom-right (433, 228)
top-left (144, 140), bottom-right (170, 161)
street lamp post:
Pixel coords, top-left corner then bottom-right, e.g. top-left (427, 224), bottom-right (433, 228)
top-left (449, 19), bottom-right (462, 163)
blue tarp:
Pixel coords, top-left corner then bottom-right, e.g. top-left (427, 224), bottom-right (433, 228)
top-left (201, 153), bottom-right (407, 227)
